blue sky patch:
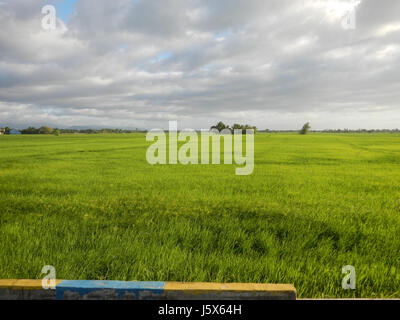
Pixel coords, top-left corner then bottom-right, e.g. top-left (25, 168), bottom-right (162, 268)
top-left (54, 0), bottom-right (78, 22)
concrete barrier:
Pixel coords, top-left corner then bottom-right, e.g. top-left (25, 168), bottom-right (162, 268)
top-left (0, 279), bottom-right (296, 300)
top-left (0, 279), bottom-right (61, 300)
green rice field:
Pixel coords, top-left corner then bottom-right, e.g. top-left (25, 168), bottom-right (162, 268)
top-left (0, 133), bottom-right (399, 298)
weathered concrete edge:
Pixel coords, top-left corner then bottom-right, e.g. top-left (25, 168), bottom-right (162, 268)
top-left (0, 280), bottom-right (297, 300)
top-left (0, 279), bottom-right (62, 300)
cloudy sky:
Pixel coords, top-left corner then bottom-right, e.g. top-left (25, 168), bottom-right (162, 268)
top-left (0, 0), bottom-right (399, 130)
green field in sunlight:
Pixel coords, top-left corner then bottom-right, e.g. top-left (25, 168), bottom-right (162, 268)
top-left (0, 133), bottom-right (399, 298)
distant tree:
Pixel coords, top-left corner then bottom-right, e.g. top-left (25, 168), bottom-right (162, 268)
top-left (21, 127), bottom-right (38, 134)
top-left (4, 127), bottom-right (11, 134)
top-left (211, 121), bottom-right (231, 132)
top-left (53, 129), bottom-right (61, 136)
top-left (232, 124), bottom-right (241, 130)
top-left (299, 122), bottom-right (311, 135)
top-left (232, 123), bottom-right (257, 134)
top-left (39, 126), bottom-right (54, 134)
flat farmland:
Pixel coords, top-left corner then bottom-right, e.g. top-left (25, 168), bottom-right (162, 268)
top-left (0, 133), bottom-right (399, 298)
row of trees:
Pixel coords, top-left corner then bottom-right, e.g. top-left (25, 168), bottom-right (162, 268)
top-left (8, 123), bottom-right (400, 136)
top-left (297, 123), bottom-right (400, 134)
top-left (209, 121), bottom-right (312, 134)
top-left (210, 122), bottom-right (257, 133)
top-left (317, 128), bottom-right (400, 133)
top-left (21, 126), bottom-right (57, 135)
top-left (18, 126), bottom-right (143, 135)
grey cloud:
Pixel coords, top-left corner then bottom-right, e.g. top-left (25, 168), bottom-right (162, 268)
top-left (0, 0), bottom-right (400, 130)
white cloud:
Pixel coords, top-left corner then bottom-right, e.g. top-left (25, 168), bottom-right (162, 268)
top-left (0, 0), bottom-right (399, 130)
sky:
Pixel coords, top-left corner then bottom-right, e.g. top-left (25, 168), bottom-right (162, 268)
top-left (0, 0), bottom-right (400, 130)
top-left (56, 0), bottom-right (78, 22)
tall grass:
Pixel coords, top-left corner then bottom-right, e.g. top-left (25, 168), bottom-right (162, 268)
top-left (0, 133), bottom-right (399, 298)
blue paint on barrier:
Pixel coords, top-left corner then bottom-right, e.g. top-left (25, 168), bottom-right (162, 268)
top-left (56, 280), bottom-right (166, 300)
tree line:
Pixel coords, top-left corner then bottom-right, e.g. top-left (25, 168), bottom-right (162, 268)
top-left (4, 123), bottom-right (400, 135)
top-left (210, 122), bottom-right (257, 133)
top-left (18, 126), bottom-right (143, 135)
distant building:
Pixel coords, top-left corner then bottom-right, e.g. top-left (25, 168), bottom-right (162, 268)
top-left (0, 128), bottom-right (5, 135)
top-left (9, 129), bottom-right (21, 135)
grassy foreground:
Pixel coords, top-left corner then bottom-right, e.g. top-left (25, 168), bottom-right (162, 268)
top-left (0, 133), bottom-right (399, 298)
